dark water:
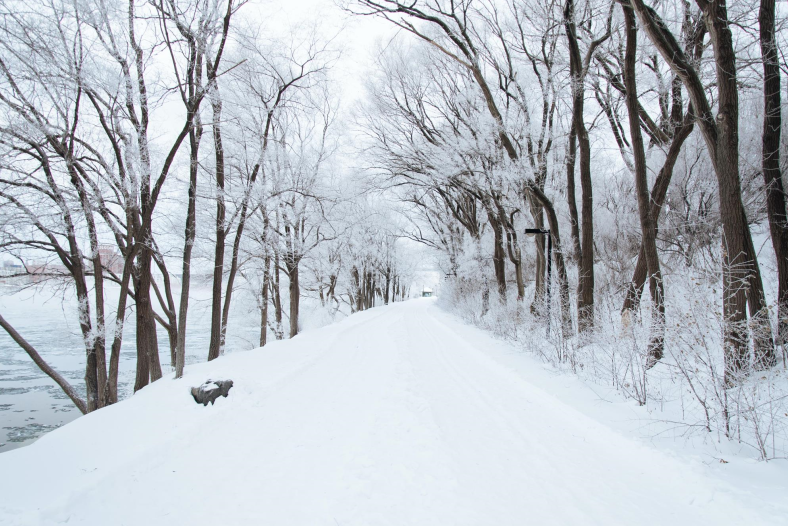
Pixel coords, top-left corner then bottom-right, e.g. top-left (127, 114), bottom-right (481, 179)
top-left (0, 284), bottom-right (263, 452)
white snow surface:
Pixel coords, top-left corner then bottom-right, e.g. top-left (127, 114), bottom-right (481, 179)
top-left (0, 299), bottom-right (786, 525)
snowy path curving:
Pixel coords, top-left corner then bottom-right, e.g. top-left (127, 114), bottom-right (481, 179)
top-left (0, 299), bottom-right (784, 525)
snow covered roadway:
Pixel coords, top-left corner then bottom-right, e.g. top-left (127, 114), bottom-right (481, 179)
top-left (0, 299), bottom-right (785, 525)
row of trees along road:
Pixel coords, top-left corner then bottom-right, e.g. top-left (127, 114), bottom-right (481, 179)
top-left (1, 0), bottom-right (787, 416)
top-left (350, 0), bottom-right (788, 388)
top-left (0, 0), bottom-right (412, 414)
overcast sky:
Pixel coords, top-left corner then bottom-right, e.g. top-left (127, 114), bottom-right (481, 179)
top-left (252, 0), bottom-right (399, 105)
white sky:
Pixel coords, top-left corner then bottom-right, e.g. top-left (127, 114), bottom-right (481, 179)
top-left (248, 0), bottom-right (398, 105)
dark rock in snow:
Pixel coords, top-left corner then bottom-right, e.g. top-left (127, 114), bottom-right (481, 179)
top-left (191, 379), bottom-right (233, 406)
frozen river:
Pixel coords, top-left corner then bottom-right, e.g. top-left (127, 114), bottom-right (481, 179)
top-left (0, 283), bottom-right (265, 452)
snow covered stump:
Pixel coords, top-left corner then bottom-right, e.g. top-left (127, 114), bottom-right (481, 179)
top-left (190, 380), bottom-right (234, 406)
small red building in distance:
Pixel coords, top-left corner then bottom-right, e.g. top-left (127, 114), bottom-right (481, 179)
top-left (98, 244), bottom-right (124, 275)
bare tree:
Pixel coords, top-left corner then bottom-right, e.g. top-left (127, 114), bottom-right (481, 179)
top-left (630, 0), bottom-right (775, 382)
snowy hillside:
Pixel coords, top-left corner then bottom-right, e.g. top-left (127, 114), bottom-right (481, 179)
top-left (0, 299), bottom-right (785, 526)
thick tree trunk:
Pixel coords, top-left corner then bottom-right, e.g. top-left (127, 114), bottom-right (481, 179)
top-left (501, 207), bottom-right (525, 302)
top-left (68, 255), bottom-right (99, 411)
top-left (759, 0), bottom-right (788, 346)
top-left (133, 248), bottom-right (162, 391)
top-left (622, 4), bottom-right (665, 367)
top-left (90, 250), bottom-right (106, 405)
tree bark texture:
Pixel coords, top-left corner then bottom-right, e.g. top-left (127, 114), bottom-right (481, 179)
top-left (759, 0), bottom-right (788, 346)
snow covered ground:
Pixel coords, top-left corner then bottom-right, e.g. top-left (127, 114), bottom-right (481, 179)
top-left (0, 298), bottom-right (786, 525)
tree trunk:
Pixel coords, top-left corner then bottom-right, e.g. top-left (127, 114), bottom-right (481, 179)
top-left (759, 0), bottom-right (788, 346)
top-left (528, 197), bottom-right (546, 310)
top-left (288, 259), bottom-right (300, 338)
top-left (352, 266), bottom-right (363, 312)
top-left (133, 247), bottom-right (162, 391)
top-left (151, 260), bottom-right (177, 369)
top-left (565, 0), bottom-right (595, 331)
top-left (175, 122), bottom-right (202, 379)
top-left (528, 196), bottom-right (547, 306)
top-left (532, 186), bottom-right (572, 336)
top-left (622, 116), bottom-right (694, 315)
top-left (260, 255), bottom-right (271, 347)
top-left (76, 284), bottom-right (100, 412)
top-left (622, 3), bottom-right (665, 367)
top-left (103, 245), bottom-right (135, 406)
top-left (701, 1), bottom-right (775, 375)
top-left (485, 203), bottom-right (507, 300)
top-left (90, 250), bottom-right (106, 406)
top-left (208, 89), bottom-right (226, 362)
top-left (221, 163), bottom-right (262, 352)
top-left (273, 248), bottom-right (283, 339)
top-left (384, 268), bottom-right (391, 305)
top-left (565, 124), bottom-right (582, 263)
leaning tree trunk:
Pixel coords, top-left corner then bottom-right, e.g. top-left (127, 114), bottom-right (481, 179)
top-left (0, 314), bottom-right (88, 414)
top-left (622, 117), bottom-right (694, 315)
top-left (221, 164), bottom-right (262, 351)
